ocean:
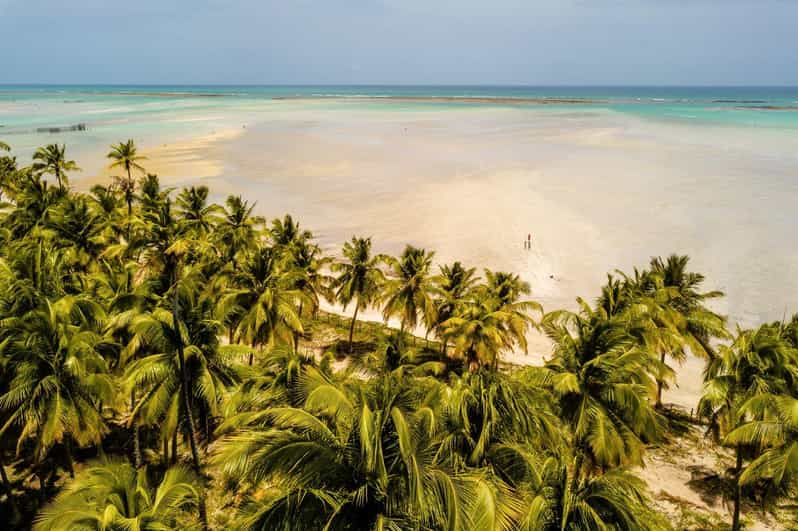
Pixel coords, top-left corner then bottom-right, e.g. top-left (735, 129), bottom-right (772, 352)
top-left (3, 85), bottom-right (798, 135)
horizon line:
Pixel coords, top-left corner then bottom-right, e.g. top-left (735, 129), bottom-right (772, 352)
top-left (1, 83), bottom-right (798, 89)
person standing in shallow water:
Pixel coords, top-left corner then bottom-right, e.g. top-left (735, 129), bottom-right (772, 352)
top-left (526, 233), bottom-right (531, 250)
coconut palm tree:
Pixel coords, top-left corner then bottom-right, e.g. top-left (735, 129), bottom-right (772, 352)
top-left (0, 297), bottom-right (112, 482)
top-left (33, 460), bottom-right (199, 530)
top-left (382, 245), bottom-right (436, 335)
top-left (32, 144), bottom-right (79, 191)
top-left (288, 239), bottom-right (333, 349)
top-left (698, 324), bottom-right (798, 531)
top-left (108, 140), bottom-right (146, 245)
top-left (536, 301), bottom-right (664, 471)
top-left (176, 185), bottom-right (221, 239)
top-left (331, 236), bottom-right (385, 353)
top-left (431, 261), bottom-right (478, 353)
top-left (0, 170), bottom-right (59, 240)
top-left (107, 140), bottom-right (146, 194)
top-left (217, 245), bottom-right (304, 365)
top-left (515, 451), bottom-right (669, 531)
top-left (88, 184), bottom-right (124, 235)
top-left (647, 255), bottom-right (728, 406)
top-left (216, 194), bottom-right (263, 270)
top-left (480, 269), bottom-right (542, 354)
top-left (270, 213), bottom-right (311, 252)
top-left (137, 196), bottom-right (181, 297)
top-left (124, 299), bottom-right (242, 456)
top-left (0, 143), bottom-right (18, 203)
top-left (441, 299), bottom-right (516, 371)
top-left (732, 395), bottom-right (798, 493)
top-left (438, 369), bottom-right (561, 469)
top-left (122, 270), bottom-right (224, 530)
top-left (45, 195), bottom-right (106, 272)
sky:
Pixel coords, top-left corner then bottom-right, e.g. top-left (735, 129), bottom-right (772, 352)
top-left (1, 0), bottom-right (796, 85)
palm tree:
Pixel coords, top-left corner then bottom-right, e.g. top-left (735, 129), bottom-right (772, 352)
top-left (431, 261), bottom-right (478, 353)
top-left (647, 255), bottom-right (728, 406)
top-left (0, 297), bottom-right (112, 482)
top-left (124, 300), bottom-right (242, 455)
top-left (331, 236), bottom-right (385, 353)
top-left (270, 213), bottom-right (311, 252)
top-left (382, 245), bottom-right (436, 335)
top-left (32, 144), bottom-right (79, 191)
top-left (216, 194), bottom-right (263, 270)
top-left (516, 451), bottom-right (669, 531)
top-left (438, 370), bottom-right (561, 469)
top-left (0, 142), bottom-right (17, 203)
top-left (288, 239), bottom-right (333, 349)
top-left (33, 460), bottom-right (199, 530)
top-left (698, 324), bottom-right (797, 531)
top-left (108, 140), bottom-right (146, 243)
top-left (123, 272), bottom-right (223, 529)
top-left (480, 269), bottom-right (542, 354)
top-left (218, 245), bottom-right (304, 365)
top-left (45, 195), bottom-right (106, 271)
top-left (732, 395), bottom-right (798, 493)
top-left (1, 170), bottom-right (61, 240)
top-left (107, 140), bottom-right (146, 195)
top-left (176, 185), bottom-right (221, 239)
top-left (441, 299), bottom-right (516, 371)
top-left (536, 302), bottom-right (664, 471)
top-left (89, 183), bottom-right (123, 224)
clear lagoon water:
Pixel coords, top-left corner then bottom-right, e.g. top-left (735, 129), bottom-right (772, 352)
top-left (2, 85), bottom-right (798, 134)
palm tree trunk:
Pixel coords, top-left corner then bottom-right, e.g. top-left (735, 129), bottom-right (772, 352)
top-left (249, 341), bottom-right (256, 366)
top-left (731, 447), bottom-right (743, 531)
top-left (171, 430), bottom-right (178, 464)
top-left (64, 436), bottom-right (75, 478)
top-left (126, 196), bottom-right (133, 241)
top-left (125, 193), bottom-right (133, 292)
top-left (174, 323), bottom-right (201, 467)
top-left (656, 351), bottom-right (667, 407)
top-left (172, 278), bottom-right (209, 531)
top-left (131, 390), bottom-right (142, 468)
top-left (37, 470), bottom-right (47, 501)
top-left (348, 305), bottom-right (360, 353)
top-left (0, 454), bottom-right (18, 521)
top-left (163, 437), bottom-right (169, 467)
top-left (0, 454), bottom-right (11, 493)
top-left (294, 302), bottom-right (304, 351)
top-left (204, 408), bottom-right (211, 450)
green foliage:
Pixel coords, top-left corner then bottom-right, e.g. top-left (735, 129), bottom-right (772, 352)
top-left (33, 460), bottom-right (198, 530)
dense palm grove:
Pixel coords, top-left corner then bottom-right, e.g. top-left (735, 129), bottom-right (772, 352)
top-left (0, 140), bottom-right (797, 530)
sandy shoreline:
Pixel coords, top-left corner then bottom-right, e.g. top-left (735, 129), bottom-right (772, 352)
top-left (82, 128), bottom-right (243, 188)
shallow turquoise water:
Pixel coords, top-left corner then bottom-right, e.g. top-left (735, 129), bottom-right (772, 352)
top-left (2, 85), bottom-right (798, 135)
